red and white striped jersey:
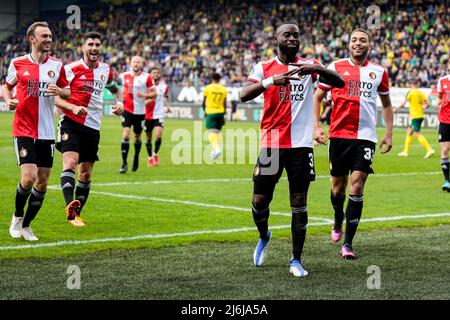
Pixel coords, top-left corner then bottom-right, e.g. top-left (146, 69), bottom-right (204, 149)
top-left (318, 58), bottom-right (390, 143)
top-left (247, 56), bottom-right (321, 148)
top-left (119, 71), bottom-right (155, 115)
top-left (437, 75), bottom-right (450, 124)
top-left (5, 54), bottom-right (69, 140)
top-left (62, 59), bottom-right (114, 130)
top-left (145, 81), bottom-right (169, 120)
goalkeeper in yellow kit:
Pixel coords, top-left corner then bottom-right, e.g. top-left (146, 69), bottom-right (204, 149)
top-left (394, 79), bottom-right (435, 158)
top-left (202, 73), bottom-right (227, 159)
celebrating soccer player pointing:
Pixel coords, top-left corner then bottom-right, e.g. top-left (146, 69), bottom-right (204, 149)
top-left (313, 28), bottom-right (394, 259)
top-left (4, 22), bottom-right (71, 241)
top-left (55, 31), bottom-right (124, 227)
top-left (240, 21), bottom-right (344, 277)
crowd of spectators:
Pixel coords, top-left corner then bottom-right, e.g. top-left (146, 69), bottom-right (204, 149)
top-left (1, 0), bottom-right (449, 88)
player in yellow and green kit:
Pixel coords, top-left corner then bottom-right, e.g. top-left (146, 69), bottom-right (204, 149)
top-left (202, 73), bottom-right (227, 159)
top-left (394, 79), bottom-right (435, 158)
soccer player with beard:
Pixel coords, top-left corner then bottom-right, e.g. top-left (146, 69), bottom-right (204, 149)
top-left (313, 28), bottom-right (394, 259)
top-left (55, 32), bottom-right (124, 227)
top-left (3, 21), bottom-right (71, 241)
top-left (240, 21), bottom-right (345, 277)
top-left (436, 62), bottom-right (450, 191)
top-left (118, 56), bottom-right (157, 173)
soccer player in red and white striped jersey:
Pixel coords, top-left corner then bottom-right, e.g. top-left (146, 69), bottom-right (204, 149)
top-left (118, 56), bottom-right (157, 173)
top-left (313, 28), bottom-right (394, 259)
top-left (144, 67), bottom-right (171, 167)
top-left (3, 21), bottom-right (71, 241)
top-left (436, 64), bottom-right (450, 191)
top-left (55, 31), bottom-right (124, 227)
top-left (240, 21), bottom-right (345, 277)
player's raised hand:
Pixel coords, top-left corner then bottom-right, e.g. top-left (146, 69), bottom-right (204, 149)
top-left (7, 99), bottom-right (19, 111)
top-left (289, 63), bottom-right (322, 76)
top-left (112, 104), bottom-right (124, 116)
top-left (46, 84), bottom-right (63, 96)
top-left (273, 68), bottom-right (302, 86)
top-left (72, 106), bottom-right (87, 116)
top-left (314, 126), bottom-right (328, 145)
top-left (379, 135), bottom-right (393, 154)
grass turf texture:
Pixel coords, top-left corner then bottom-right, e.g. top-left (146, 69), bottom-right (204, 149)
top-left (0, 113), bottom-right (448, 299)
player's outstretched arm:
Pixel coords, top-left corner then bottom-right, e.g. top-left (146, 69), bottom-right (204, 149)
top-left (55, 96), bottom-right (87, 116)
top-left (240, 68), bottom-right (301, 102)
top-left (2, 85), bottom-right (19, 111)
top-left (313, 87), bottom-right (329, 145)
top-left (47, 84), bottom-right (71, 100)
top-left (379, 94), bottom-right (394, 154)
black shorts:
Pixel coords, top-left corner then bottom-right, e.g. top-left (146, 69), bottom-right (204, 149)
top-left (13, 137), bottom-right (54, 167)
top-left (253, 148), bottom-right (315, 195)
top-left (122, 111), bottom-right (145, 134)
top-left (329, 138), bottom-right (376, 176)
top-left (57, 118), bottom-right (100, 163)
top-left (438, 122), bottom-right (450, 142)
top-left (145, 118), bottom-right (164, 132)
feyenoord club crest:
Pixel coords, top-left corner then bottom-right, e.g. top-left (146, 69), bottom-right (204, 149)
top-left (19, 148), bottom-right (28, 158)
top-left (298, 74), bottom-right (307, 80)
top-left (62, 133), bottom-right (69, 141)
top-left (101, 74), bottom-right (106, 82)
top-left (369, 72), bottom-right (376, 79)
top-left (48, 70), bottom-right (55, 78)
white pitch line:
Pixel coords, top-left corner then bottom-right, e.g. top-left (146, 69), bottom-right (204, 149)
top-left (0, 212), bottom-right (448, 251)
top-left (47, 171), bottom-right (441, 189)
top-left (85, 190), bottom-right (332, 221)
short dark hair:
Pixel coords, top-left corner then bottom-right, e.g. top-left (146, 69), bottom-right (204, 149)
top-left (350, 28), bottom-right (371, 41)
top-left (150, 67), bottom-right (161, 73)
top-left (211, 72), bottom-right (221, 81)
top-left (276, 20), bottom-right (300, 32)
top-left (83, 31), bottom-right (102, 43)
top-left (27, 21), bottom-right (49, 38)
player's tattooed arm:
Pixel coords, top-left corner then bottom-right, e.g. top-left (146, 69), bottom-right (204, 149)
top-left (54, 96), bottom-right (87, 116)
top-left (2, 85), bottom-right (19, 110)
top-left (313, 87), bottom-right (329, 145)
top-left (137, 89), bottom-right (157, 99)
top-left (290, 63), bottom-right (345, 88)
top-left (379, 94), bottom-right (394, 154)
top-left (240, 68), bottom-right (301, 102)
top-left (108, 82), bottom-right (124, 116)
top-left (47, 85), bottom-right (70, 100)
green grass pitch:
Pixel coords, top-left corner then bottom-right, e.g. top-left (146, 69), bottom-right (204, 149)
top-left (0, 112), bottom-right (448, 299)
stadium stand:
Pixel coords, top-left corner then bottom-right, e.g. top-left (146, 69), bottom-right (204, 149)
top-left (0, 0), bottom-right (449, 87)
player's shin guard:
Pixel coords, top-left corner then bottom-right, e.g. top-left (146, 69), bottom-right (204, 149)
top-left (252, 205), bottom-right (270, 240)
top-left (15, 183), bottom-right (31, 217)
top-left (61, 169), bottom-right (76, 206)
top-left (155, 138), bottom-right (162, 154)
top-left (75, 180), bottom-right (91, 215)
top-left (146, 141), bottom-right (153, 157)
top-left (441, 158), bottom-right (449, 181)
top-left (343, 195), bottom-right (363, 246)
top-left (121, 140), bottom-right (130, 164)
top-left (330, 191), bottom-right (345, 228)
top-left (22, 188), bottom-right (46, 228)
top-left (291, 206), bottom-right (308, 261)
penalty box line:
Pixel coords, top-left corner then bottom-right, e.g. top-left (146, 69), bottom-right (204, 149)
top-left (0, 213), bottom-right (449, 251)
